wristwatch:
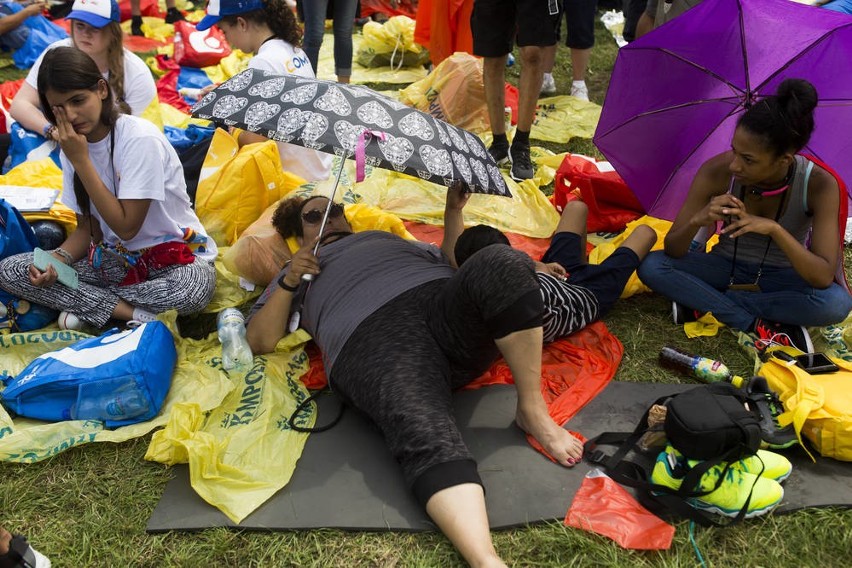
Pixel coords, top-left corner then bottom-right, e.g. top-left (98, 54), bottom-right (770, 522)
top-left (277, 274), bottom-right (299, 292)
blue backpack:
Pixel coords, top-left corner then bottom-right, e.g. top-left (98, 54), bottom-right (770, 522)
top-left (1, 321), bottom-right (177, 428)
top-left (0, 199), bottom-right (57, 332)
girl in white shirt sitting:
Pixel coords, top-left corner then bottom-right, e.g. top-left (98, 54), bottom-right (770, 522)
top-left (0, 46), bottom-right (217, 331)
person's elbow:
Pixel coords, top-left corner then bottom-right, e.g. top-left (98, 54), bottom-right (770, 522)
top-left (246, 325), bottom-right (277, 355)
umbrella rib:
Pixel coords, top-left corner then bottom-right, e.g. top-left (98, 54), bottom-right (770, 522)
top-left (650, 105), bottom-right (744, 212)
top-left (624, 46), bottom-right (746, 94)
top-left (757, 21), bottom-right (852, 93)
top-left (595, 97), bottom-right (741, 139)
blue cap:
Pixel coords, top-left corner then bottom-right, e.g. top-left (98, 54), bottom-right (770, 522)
top-left (196, 0), bottom-right (265, 31)
top-left (67, 0), bottom-right (120, 29)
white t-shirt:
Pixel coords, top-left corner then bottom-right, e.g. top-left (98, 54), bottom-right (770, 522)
top-left (27, 38), bottom-right (157, 117)
top-left (60, 115), bottom-right (217, 261)
top-left (248, 39), bottom-right (332, 183)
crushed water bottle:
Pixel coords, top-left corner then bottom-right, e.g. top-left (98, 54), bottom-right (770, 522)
top-left (217, 307), bottom-right (253, 373)
top-left (71, 381), bottom-right (150, 421)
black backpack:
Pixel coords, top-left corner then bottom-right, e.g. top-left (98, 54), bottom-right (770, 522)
top-left (585, 383), bottom-right (763, 526)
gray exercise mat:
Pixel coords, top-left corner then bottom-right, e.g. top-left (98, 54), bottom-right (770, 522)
top-left (146, 381), bottom-right (852, 532)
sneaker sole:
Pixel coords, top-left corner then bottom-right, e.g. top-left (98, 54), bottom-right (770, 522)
top-left (687, 488), bottom-right (783, 519)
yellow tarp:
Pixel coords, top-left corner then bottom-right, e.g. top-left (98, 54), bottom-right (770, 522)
top-left (0, 312), bottom-right (315, 523)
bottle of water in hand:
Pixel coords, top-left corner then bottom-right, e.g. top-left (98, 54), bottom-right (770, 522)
top-left (217, 308), bottom-right (253, 373)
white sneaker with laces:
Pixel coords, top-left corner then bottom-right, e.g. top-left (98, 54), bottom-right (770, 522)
top-left (570, 81), bottom-right (589, 101)
top-left (540, 73), bottom-right (556, 96)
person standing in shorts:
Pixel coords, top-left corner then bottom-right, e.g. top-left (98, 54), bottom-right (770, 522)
top-left (472, 0), bottom-right (560, 181)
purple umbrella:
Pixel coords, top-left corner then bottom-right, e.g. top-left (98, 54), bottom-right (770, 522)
top-left (594, 0), bottom-right (852, 221)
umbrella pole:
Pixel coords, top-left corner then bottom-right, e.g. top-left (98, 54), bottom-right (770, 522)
top-left (302, 151), bottom-right (350, 282)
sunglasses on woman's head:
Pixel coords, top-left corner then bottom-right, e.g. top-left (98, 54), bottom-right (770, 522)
top-left (301, 202), bottom-right (345, 224)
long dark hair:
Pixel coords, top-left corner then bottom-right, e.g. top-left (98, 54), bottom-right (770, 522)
top-left (220, 0), bottom-right (302, 47)
top-left (738, 79), bottom-right (818, 156)
top-left (37, 46), bottom-right (120, 217)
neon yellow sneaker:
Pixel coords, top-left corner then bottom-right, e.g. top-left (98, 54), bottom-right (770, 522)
top-left (700, 449), bottom-right (792, 483)
top-left (652, 445), bottom-right (784, 518)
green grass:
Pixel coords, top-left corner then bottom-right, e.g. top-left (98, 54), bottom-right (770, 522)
top-left (3, 16), bottom-right (852, 568)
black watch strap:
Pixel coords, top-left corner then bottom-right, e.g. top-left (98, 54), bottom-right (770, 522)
top-left (278, 274), bottom-right (299, 292)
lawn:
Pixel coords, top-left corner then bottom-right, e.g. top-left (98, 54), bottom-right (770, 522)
top-left (1, 14), bottom-right (851, 568)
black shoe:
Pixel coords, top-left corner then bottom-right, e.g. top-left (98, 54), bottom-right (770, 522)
top-left (488, 141), bottom-right (509, 166)
top-left (131, 15), bottom-right (144, 36)
top-left (752, 318), bottom-right (813, 353)
top-left (672, 301), bottom-right (701, 324)
top-left (165, 8), bottom-right (186, 24)
top-left (509, 143), bottom-right (533, 181)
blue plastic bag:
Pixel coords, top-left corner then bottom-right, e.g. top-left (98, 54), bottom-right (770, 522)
top-left (0, 199), bottom-right (57, 332)
top-left (4, 121), bottom-right (61, 173)
top-left (13, 14), bottom-right (67, 69)
top-left (1, 321), bottom-right (177, 428)
top-left (0, 0), bottom-right (30, 51)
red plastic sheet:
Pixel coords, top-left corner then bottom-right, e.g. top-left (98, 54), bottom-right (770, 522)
top-left (566, 470), bottom-right (675, 550)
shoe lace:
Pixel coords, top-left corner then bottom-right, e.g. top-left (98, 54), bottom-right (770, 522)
top-left (512, 147), bottom-right (532, 169)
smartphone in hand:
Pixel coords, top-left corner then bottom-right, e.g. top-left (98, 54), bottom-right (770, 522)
top-left (33, 247), bottom-right (79, 289)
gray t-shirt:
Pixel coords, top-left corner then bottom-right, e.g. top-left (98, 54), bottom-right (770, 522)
top-left (250, 231), bottom-right (454, 374)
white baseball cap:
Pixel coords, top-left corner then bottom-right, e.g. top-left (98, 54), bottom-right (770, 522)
top-left (67, 0), bottom-right (120, 29)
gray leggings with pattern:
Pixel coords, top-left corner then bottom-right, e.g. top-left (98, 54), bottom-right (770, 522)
top-left (0, 251), bottom-right (216, 327)
top-left (330, 245), bottom-right (543, 507)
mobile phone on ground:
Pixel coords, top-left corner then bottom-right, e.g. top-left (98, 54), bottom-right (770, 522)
top-left (33, 247), bottom-right (79, 289)
top-left (795, 352), bottom-right (839, 375)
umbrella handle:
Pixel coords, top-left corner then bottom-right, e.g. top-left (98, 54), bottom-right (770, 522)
top-left (301, 151), bottom-right (351, 282)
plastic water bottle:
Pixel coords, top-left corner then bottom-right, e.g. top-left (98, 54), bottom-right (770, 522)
top-left (506, 53), bottom-right (515, 67)
top-left (217, 308), bottom-right (253, 373)
top-left (689, 225), bottom-right (711, 252)
top-left (71, 381), bottom-right (150, 421)
top-left (179, 87), bottom-right (203, 100)
top-left (658, 345), bottom-right (733, 384)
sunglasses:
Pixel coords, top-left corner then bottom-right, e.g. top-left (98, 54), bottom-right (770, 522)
top-left (301, 202), bottom-right (345, 225)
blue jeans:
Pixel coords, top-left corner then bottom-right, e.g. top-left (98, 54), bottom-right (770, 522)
top-left (301, 0), bottom-right (359, 78)
top-left (637, 250), bottom-right (852, 330)
top-left (822, 0), bottom-right (852, 15)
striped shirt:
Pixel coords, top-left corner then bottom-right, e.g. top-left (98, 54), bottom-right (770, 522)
top-left (537, 272), bottom-right (599, 343)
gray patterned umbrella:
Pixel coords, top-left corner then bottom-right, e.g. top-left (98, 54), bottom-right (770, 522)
top-left (190, 68), bottom-right (510, 197)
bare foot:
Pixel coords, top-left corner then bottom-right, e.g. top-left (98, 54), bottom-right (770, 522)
top-left (516, 404), bottom-right (584, 467)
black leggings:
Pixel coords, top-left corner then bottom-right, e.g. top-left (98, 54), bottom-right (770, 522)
top-left (330, 245), bottom-right (543, 507)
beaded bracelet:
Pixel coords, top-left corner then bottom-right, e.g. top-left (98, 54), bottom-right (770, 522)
top-left (52, 247), bottom-right (74, 265)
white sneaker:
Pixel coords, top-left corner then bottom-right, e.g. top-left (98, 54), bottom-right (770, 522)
top-left (540, 74), bottom-right (556, 96)
top-left (570, 81), bottom-right (589, 101)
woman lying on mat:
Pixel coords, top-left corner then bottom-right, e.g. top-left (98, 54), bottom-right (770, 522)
top-left (638, 78), bottom-right (852, 353)
top-left (0, 47), bottom-right (217, 331)
top-left (9, 0), bottom-right (157, 143)
top-left (246, 187), bottom-right (582, 567)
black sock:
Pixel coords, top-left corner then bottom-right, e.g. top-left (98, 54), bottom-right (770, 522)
top-left (491, 133), bottom-right (508, 148)
top-left (132, 15), bottom-right (143, 23)
top-left (512, 129), bottom-right (530, 147)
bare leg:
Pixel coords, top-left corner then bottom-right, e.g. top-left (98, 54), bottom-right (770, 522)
top-left (425, 484), bottom-right (507, 568)
top-left (619, 224), bottom-right (657, 260)
top-left (516, 45), bottom-right (545, 132)
top-left (337, 76), bottom-right (351, 84)
top-left (483, 55), bottom-right (508, 136)
top-left (636, 13), bottom-right (655, 39)
top-left (570, 48), bottom-right (591, 82)
top-left (495, 327), bottom-right (584, 466)
top-left (541, 44), bottom-right (556, 75)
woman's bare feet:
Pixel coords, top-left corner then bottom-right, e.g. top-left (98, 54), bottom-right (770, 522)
top-left (516, 403), bottom-right (584, 466)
